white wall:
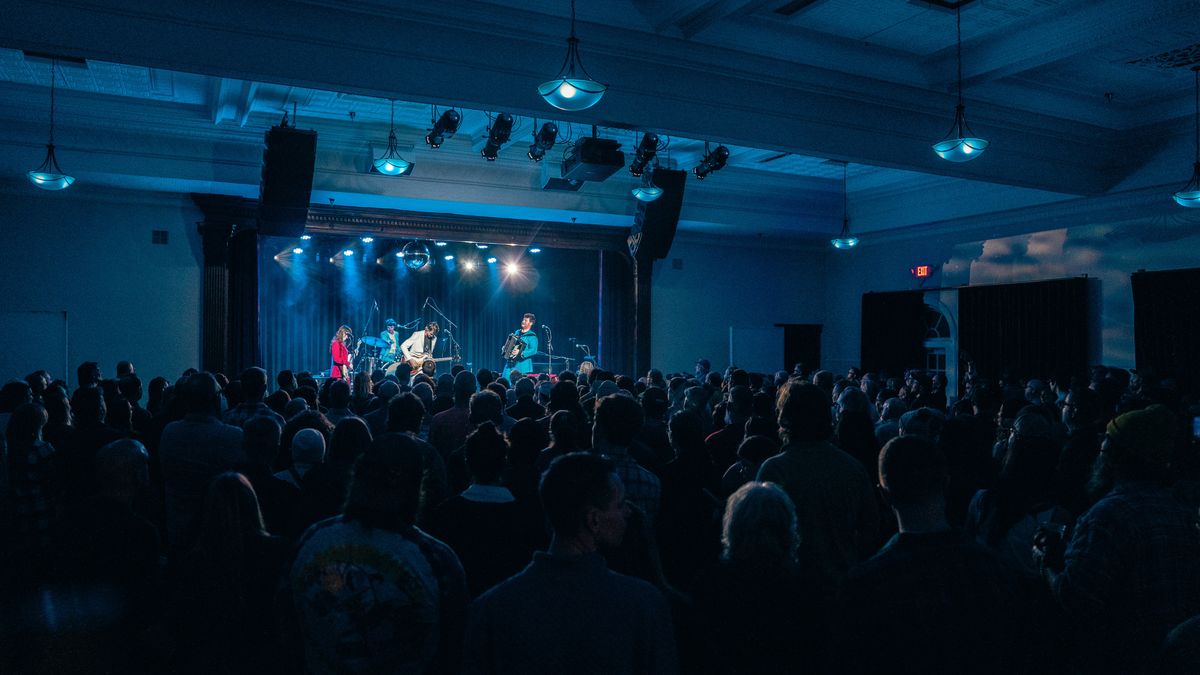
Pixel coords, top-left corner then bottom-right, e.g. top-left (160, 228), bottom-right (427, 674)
top-left (0, 183), bottom-right (203, 385)
top-left (651, 235), bottom-right (827, 375)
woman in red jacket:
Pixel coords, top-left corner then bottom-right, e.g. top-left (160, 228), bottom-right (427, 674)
top-left (331, 325), bottom-right (353, 380)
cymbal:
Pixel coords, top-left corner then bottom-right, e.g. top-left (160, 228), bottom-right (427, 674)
top-left (360, 336), bottom-right (387, 348)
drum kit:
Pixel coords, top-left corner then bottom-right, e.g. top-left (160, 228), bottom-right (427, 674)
top-left (354, 336), bottom-right (389, 376)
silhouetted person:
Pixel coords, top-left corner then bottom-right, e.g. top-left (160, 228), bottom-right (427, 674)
top-left (463, 452), bottom-right (677, 674)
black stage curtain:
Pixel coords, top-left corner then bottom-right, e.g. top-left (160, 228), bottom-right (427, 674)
top-left (598, 250), bottom-right (635, 376)
top-left (1132, 268), bottom-right (1200, 392)
top-left (958, 277), bottom-right (1088, 382)
top-left (861, 291), bottom-right (927, 377)
top-left (228, 226), bottom-right (261, 376)
top-left (258, 239), bottom-right (626, 380)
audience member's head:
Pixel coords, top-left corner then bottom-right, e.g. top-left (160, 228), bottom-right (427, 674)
top-left (1100, 404), bottom-right (1175, 484)
top-left (284, 397), bottom-right (309, 419)
top-left (540, 452), bottom-right (624, 549)
top-left (276, 369), bottom-right (298, 392)
top-left (640, 386), bottom-right (669, 422)
top-left (181, 372), bottom-right (223, 417)
top-left (193, 473), bottom-right (267, 561)
top-left (668, 409), bottom-right (705, 456)
top-left (76, 361), bottom-right (102, 388)
top-left (898, 407), bottom-right (945, 443)
top-left (330, 416), bottom-right (372, 464)
top-left (507, 417), bottom-right (548, 468)
top-left (236, 367), bottom-right (267, 402)
top-left (721, 482), bottom-right (798, 567)
top-left (776, 381), bottom-right (831, 444)
top-left (329, 380), bottom-right (352, 409)
top-left (593, 393), bottom-right (643, 450)
top-left (387, 392), bottom-right (426, 435)
top-left (95, 439), bottom-right (149, 500)
top-left (549, 410), bottom-right (579, 449)
top-left (465, 391), bottom-right (500, 428)
top-left (879, 435), bottom-right (948, 510)
top-left (453, 370), bottom-right (478, 406)
top-left (465, 421), bottom-right (507, 484)
top-left (117, 374), bottom-right (143, 406)
top-left (0, 380), bottom-right (33, 413)
top-left (292, 428), bottom-right (327, 468)
top-left (243, 415), bottom-right (282, 466)
top-left (5, 402), bottom-right (47, 446)
top-left (344, 434), bottom-right (425, 530)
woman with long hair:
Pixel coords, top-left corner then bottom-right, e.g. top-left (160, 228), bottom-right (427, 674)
top-left (691, 482), bottom-right (830, 674)
top-left (330, 325), bottom-right (353, 381)
top-left (174, 472), bottom-right (287, 673)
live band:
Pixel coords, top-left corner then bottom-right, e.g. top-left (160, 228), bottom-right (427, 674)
top-left (330, 312), bottom-right (541, 382)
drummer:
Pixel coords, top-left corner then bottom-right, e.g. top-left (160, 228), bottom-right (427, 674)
top-left (380, 319), bottom-right (400, 363)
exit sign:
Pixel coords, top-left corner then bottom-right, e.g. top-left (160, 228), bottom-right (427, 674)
top-left (911, 265), bottom-right (932, 278)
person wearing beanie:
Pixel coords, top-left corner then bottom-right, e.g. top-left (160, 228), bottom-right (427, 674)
top-left (276, 428), bottom-right (326, 488)
top-left (1037, 404), bottom-right (1200, 674)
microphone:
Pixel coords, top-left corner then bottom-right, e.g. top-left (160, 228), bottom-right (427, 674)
top-left (576, 344), bottom-right (589, 351)
top-left (542, 324), bottom-right (550, 330)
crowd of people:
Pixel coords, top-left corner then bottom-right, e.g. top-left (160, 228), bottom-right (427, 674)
top-left (1, 356), bottom-right (1199, 674)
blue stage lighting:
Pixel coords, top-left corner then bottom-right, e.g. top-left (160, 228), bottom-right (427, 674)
top-left (487, 257), bottom-right (497, 264)
top-left (343, 249), bottom-right (354, 256)
top-left (529, 248), bottom-right (542, 253)
top-left (361, 236), bottom-right (374, 243)
top-left (444, 254), bottom-right (454, 261)
top-left (293, 247), bottom-right (304, 254)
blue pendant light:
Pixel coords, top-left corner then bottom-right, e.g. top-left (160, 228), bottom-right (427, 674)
top-left (831, 162), bottom-right (859, 249)
top-left (631, 166), bottom-right (662, 202)
top-left (27, 57), bottom-right (75, 190)
top-left (932, 5), bottom-right (988, 163)
top-left (372, 100), bottom-right (414, 176)
top-left (1173, 67), bottom-right (1200, 208)
top-left (538, 0), bottom-right (607, 111)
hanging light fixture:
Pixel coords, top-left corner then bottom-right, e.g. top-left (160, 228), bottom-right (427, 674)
top-left (1173, 66), bottom-right (1200, 208)
top-left (931, 5), bottom-right (988, 163)
top-left (372, 100), bottom-right (414, 176)
top-left (631, 169), bottom-right (663, 202)
top-left (27, 57), bottom-right (75, 190)
top-left (538, 0), bottom-right (607, 111)
top-left (831, 162), bottom-right (859, 250)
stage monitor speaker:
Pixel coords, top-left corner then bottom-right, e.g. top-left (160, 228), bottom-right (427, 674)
top-left (628, 168), bottom-right (686, 260)
top-left (258, 124), bottom-right (317, 237)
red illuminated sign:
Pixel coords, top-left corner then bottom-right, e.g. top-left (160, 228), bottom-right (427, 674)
top-left (912, 265), bottom-right (931, 278)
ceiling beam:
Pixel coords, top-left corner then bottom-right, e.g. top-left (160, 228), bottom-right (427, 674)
top-left (0, 0), bottom-right (1134, 195)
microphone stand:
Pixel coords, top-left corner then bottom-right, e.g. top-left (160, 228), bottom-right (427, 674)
top-left (425, 298), bottom-right (462, 363)
top-left (542, 324), bottom-right (553, 375)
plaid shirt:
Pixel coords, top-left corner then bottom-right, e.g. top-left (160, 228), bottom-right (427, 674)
top-left (222, 401), bottom-right (285, 430)
top-left (10, 439), bottom-right (58, 544)
top-left (1053, 480), bottom-right (1200, 671)
top-left (606, 446), bottom-right (661, 527)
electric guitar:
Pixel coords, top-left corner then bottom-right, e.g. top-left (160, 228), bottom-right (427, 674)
top-left (404, 352), bottom-right (458, 376)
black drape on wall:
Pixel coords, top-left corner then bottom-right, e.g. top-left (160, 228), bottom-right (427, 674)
top-left (958, 277), bottom-right (1088, 381)
top-left (258, 240), bottom-right (629, 379)
top-left (227, 226), bottom-right (261, 376)
top-left (1132, 268), bottom-right (1200, 392)
top-left (598, 250), bottom-right (635, 376)
top-left (861, 291), bottom-right (927, 377)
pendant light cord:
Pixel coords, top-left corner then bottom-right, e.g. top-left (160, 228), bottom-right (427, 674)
top-left (49, 58), bottom-right (57, 144)
top-left (570, 0), bottom-right (577, 40)
top-left (843, 161), bottom-right (849, 233)
top-left (956, 7), bottom-right (963, 107)
top-left (1193, 67), bottom-right (1198, 164)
